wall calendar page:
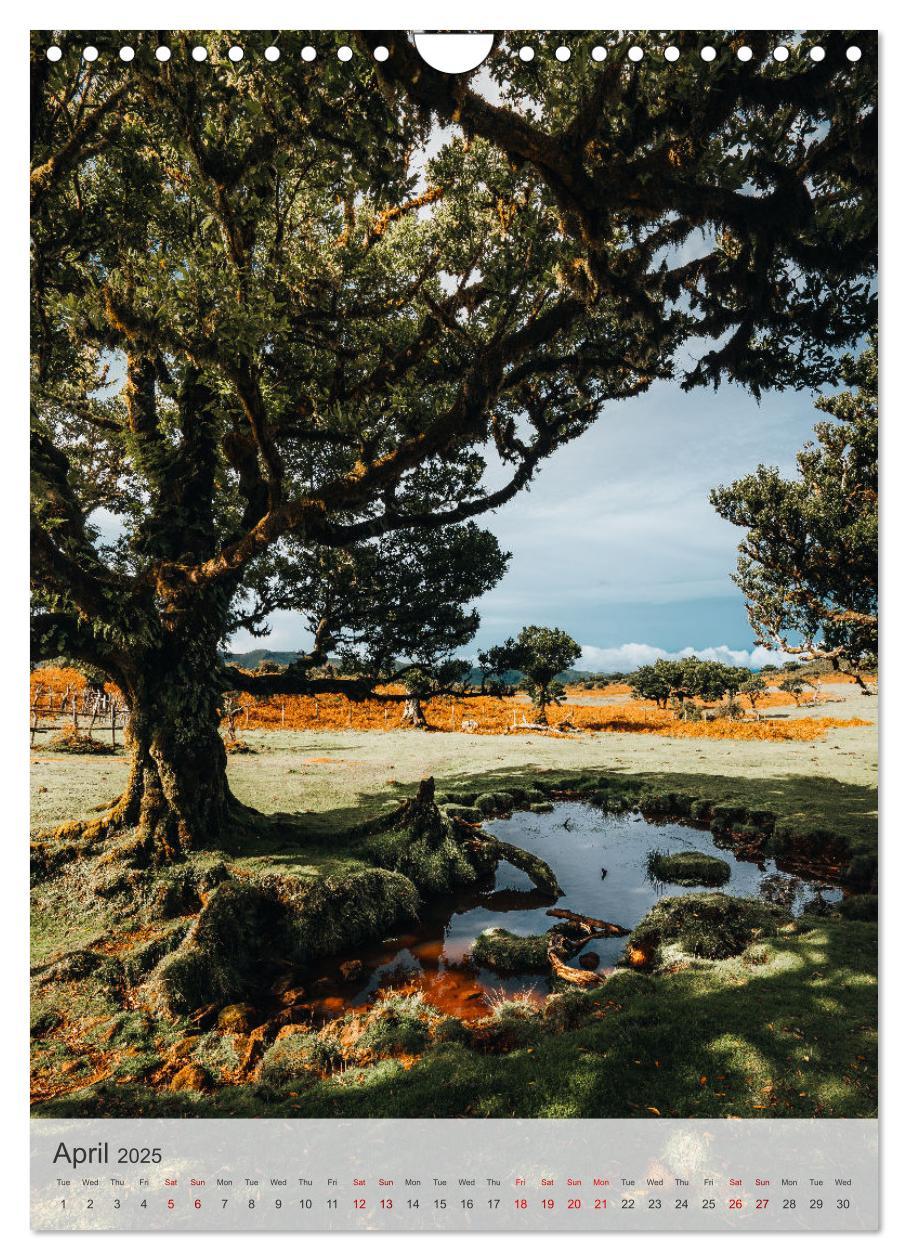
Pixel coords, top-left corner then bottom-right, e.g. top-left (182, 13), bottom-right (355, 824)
top-left (28, 23), bottom-right (879, 1235)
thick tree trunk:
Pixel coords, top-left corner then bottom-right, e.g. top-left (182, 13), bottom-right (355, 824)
top-left (121, 703), bottom-right (238, 862)
top-left (57, 627), bottom-right (252, 864)
top-left (402, 695), bottom-right (428, 729)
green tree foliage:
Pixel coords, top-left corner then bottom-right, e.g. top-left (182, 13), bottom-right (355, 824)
top-left (710, 340), bottom-right (877, 683)
top-left (738, 674), bottom-right (768, 711)
top-left (629, 658), bottom-right (751, 710)
top-left (371, 29), bottom-right (877, 392)
top-left (482, 626), bottom-right (581, 723)
top-left (277, 524), bottom-right (509, 727)
top-left (30, 30), bottom-right (876, 857)
top-left (31, 33), bottom-right (653, 857)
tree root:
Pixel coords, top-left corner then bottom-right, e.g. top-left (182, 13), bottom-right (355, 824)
top-left (546, 907), bottom-right (629, 937)
top-left (454, 822), bottom-right (563, 898)
top-left (547, 936), bottom-right (603, 987)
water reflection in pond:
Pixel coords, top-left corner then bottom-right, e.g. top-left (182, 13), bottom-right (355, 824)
top-left (302, 802), bottom-right (843, 1020)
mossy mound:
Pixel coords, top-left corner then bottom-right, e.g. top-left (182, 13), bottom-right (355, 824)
top-left (46, 727), bottom-right (117, 755)
top-left (470, 927), bottom-right (550, 973)
top-left (647, 850), bottom-right (731, 887)
top-left (365, 819), bottom-right (484, 895)
top-left (474, 791), bottom-right (515, 816)
top-left (440, 803), bottom-right (483, 823)
top-left (141, 868), bottom-right (421, 1017)
top-left (627, 893), bottom-right (790, 964)
top-left (259, 1029), bottom-right (343, 1086)
top-left (359, 992), bottom-right (434, 1057)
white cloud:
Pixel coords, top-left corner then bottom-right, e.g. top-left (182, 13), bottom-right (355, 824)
top-left (579, 642), bottom-right (792, 673)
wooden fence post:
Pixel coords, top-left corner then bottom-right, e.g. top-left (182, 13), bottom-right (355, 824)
top-left (111, 700), bottom-right (118, 748)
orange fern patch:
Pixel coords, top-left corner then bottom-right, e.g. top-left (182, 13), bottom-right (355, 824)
top-left (29, 668), bottom-right (869, 744)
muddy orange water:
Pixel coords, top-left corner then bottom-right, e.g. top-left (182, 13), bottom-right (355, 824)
top-left (294, 802), bottom-right (843, 1022)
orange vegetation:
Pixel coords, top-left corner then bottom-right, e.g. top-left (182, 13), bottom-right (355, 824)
top-left (30, 665), bottom-right (122, 703)
top-left (231, 689), bottom-right (868, 742)
top-left (29, 667), bottom-right (869, 743)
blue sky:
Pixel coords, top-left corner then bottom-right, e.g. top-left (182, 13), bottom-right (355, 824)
top-left (230, 376), bottom-right (823, 669)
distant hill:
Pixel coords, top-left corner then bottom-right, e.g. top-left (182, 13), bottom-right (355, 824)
top-left (224, 649), bottom-right (307, 669)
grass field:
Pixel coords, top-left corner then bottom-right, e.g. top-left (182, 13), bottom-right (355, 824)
top-left (30, 683), bottom-right (878, 1119)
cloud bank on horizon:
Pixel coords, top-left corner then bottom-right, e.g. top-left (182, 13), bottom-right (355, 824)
top-left (578, 642), bottom-right (791, 673)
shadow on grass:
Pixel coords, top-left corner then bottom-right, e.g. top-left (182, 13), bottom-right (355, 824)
top-left (228, 764), bottom-right (878, 876)
top-left (35, 918), bottom-right (877, 1121)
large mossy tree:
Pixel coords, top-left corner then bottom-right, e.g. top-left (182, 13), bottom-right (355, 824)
top-left (31, 30), bottom-right (876, 861)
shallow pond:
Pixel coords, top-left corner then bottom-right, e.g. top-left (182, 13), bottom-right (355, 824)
top-left (300, 802), bottom-right (843, 1020)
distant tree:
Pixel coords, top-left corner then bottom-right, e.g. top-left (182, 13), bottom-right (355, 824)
top-left (628, 662), bottom-right (675, 708)
top-left (278, 523), bottom-right (509, 729)
top-left (630, 658), bottom-right (749, 711)
top-left (711, 340), bottom-right (877, 691)
top-left (739, 674), bottom-right (768, 713)
top-left (484, 626), bottom-right (581, 724)
top-left (786, 680), bottom-right (807, 706)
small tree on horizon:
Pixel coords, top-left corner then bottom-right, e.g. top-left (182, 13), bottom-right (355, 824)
top-left (484, 626), bottom-right (581, 725)
top-left (280, 523), bottom-right (509, 730)
top-left (739, 674), bottom-right (768, 714)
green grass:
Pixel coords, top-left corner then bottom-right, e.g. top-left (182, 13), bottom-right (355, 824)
top-left (30, 686), bottom-right (878, 1119)
top-left (35, 920), bottom-right (876, 1119)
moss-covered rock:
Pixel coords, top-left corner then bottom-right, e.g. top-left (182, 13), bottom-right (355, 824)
top-left (845, 854), bottom-right (877, 891)
top-left (474, 791), bottom-right (515, 816)
top-left (627, 893), bottom-right (789, 964)
top-left (647, 850), bottom-right (731, 887)
top-left (689, 798), bottom-right (715, 820)
top-left (470, 927), bottom-right (550, 973)
top-left (142, 867), bottom-right (422, 1017)
top-left (440, 803), bottom-right (483, 823)
top-left (709, 805), bottom-right (748, 833)
top-left (271, 868), bottom-right (422, 959)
